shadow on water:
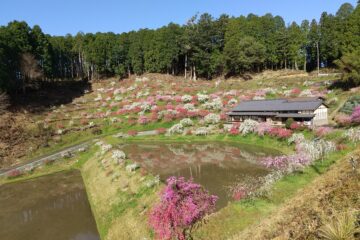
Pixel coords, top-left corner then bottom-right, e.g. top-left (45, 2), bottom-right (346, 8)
top-left (118, 142), bottom-right (279, 209)
top-left (10, 80), bottom-right (92, 113)
top-left (0, 170), bottom-right (100, 240)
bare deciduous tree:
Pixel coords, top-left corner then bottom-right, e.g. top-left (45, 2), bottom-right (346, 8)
top-left (0, 91), bottom-right (9, 114)
top-left (20, 53), bottom-right (43, 93)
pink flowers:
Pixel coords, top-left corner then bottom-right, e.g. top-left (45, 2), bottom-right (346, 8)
top-left (315, 126), bottom-right (333, 137)
top-left (351, 106), bottom-right (360, 124)
top-left (335, 113), bottom-right (352, 126)
top-left (232, 186), bottom-right (249, 201)
top-left (127, 130), bottom-right (138, 136)
top-left (7, 169), bottom-right (23, 179)
top-left (138, 115), bottom-right (149, 125)
top-left (268, 128), bottom-right (292, 139)
top-left (149, 177), bottom-right (218, 240)
top-left (262, 155), bottom-right (289, 169)
top-left (156, 128), bottom-right (167, 134)
top-left (255, 122), bottom-right (272, 136)
top-left (261, 153), bottom-right (311, 170)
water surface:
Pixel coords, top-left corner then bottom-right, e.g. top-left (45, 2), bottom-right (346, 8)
top-left (119, 142), bottom-right (277, 208)
top-left (0, 171), bottom-right (99, 240)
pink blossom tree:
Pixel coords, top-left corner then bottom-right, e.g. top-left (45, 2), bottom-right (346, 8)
top-left (149, 177), bottom-right (218, 240)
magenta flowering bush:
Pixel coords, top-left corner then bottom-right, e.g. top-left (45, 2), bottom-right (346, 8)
top-left (149, 177), bottom-right (218, 240)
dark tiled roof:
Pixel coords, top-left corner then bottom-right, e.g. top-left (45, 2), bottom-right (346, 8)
top-left (231, 98), bottom-right (324, 112)
top-left (227, 112), bottom-right (277, 116)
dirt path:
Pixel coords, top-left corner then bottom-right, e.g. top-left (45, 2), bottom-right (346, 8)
top-left (0, 130), bottom-right (159, 178)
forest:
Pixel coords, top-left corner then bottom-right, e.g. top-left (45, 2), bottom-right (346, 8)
top-left (0, 2), bottom-right (359, 94)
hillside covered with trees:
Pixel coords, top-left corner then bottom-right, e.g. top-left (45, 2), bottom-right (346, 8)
top-left (0, 2), bottom-right (359, 94)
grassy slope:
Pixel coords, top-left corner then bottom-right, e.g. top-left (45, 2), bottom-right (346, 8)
top-left (191, 144), bottom-right (357, 240)
top-left (231, 147), bottom-right (360, 240)
top-left (81, 145), bottom-right (160, 240)
top-left (2, 72), bottom-right (359, 239)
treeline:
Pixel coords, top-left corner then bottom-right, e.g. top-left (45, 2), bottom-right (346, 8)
top-left (0, 2), bottom-right (359, 92)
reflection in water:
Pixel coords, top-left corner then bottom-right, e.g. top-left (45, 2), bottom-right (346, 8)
top-left (0, 171), bottom-right (99, 240)
top-left (119, 142), bottom-right (277, 208)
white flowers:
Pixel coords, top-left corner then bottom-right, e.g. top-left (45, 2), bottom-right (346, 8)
top-left (168, 123), bottom-right (184, 135)
top-left (239, 119), bottom-right (259, 135)
top-left (197, 93), bottom-right (209, 103)
top-left (195, 127), bottom-right (208, 136)
top-left (288, 133), bottom-right (305, 145)
top-left (126, 163), bottom-right (140, 172)
top-left (204, 113), bottom-right (220, 124)
top-left (344, 128), bottom-right (360, 142)
top-left (183, 103), bottom-right (195, 111)
top-left (296, 139), bottom-right (336, 161)
top-left (181, 95), bottom-right (193, 103)
top-left (228, 98), bottom-right (238, 105)
top-left (180, 118), bottom-right (193, 127)
top-left (112, 150), bottom-right (126, 164)
top-left (100, 144), bottom-right (113, 155)
top-left (203, 97), bottom-right (223, 110)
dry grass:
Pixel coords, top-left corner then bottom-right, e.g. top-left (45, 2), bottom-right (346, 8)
top-left (230, 148), bottom-right (360, 240)
top-left (319, 210), bottom-right (359, 240)
top-left (81, 146), bottom-right (160, 240)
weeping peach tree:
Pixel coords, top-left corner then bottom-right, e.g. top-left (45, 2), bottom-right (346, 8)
top-left (149, 176), bottom-right (218, 240)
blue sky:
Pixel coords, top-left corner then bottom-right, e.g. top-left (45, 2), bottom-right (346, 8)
top-left (0, 0), bottom-right (357, 36)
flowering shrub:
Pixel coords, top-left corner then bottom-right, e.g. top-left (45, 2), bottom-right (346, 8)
top-left (149, 177), bottom-right (218, 240)
top-left (229, 126), bottom-right (239, 135)
top-left (289, 122), bottom-right (302, 130)
top-left (203, 98), bottom-right (223, 110)
top-left (351, 106), bottom-right (360, 124)
top-left (181, 95), bottom-right (193, 103)
top-left (262, 155), bottom-right (289, 169)
top-left (335, 113), bottom-right (352, 126)
top-left (288, 133), bottom-right (305, 145)
top-left (195, 127), bottom-right (208, 136)
top-left (138, 115), bottom-right (149, 125)
top-left (197, 93), bottom-right (209, 103)
top-left (228, 98), bottom-right (238, 105)
top-left (7, 169), bottom-right (23, 179)
top-left (99, 143), bottom-right (112, 155)
top-left (344, 128), bottom-right (360, 142)
top-left (315, 126), bottom-right (333, 137)
top-left (263, 139), bottom-right (335, 172)
top-left (255, 122), bottom-right (272, 136)
top-left (295, 139), bottom-right (336, 161)
top-left (268, 127), bottom-right (292, 139)
top-left (239, 119), bottom-right (258, 135)
top-left (112, 150), bottom-right (126, 164)
top-left (231, 186), bottom-right (248, 201)
top-left (180, 118), bottom-right (193, 127)
top-left (168, 123), bottom-right (184, 135)
top-left (183, 103), bottom-right (195, 111)
top-left (204, 113), bottom-right (220, 124)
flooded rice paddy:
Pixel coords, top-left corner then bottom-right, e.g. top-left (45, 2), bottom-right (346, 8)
top-left (0, 171), bottom-right (99, 240)
top-left (119, 142), bottom-right (278, 208)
